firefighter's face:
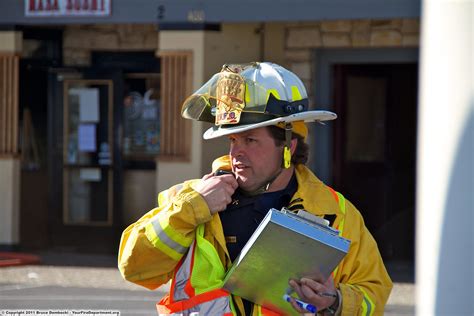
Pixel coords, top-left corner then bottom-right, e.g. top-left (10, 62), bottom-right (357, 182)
top-left (228, 127), bottom-right (282, 192)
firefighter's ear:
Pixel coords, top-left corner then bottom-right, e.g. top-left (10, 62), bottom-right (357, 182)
top-left (290, 138), bottom-right (297, 155)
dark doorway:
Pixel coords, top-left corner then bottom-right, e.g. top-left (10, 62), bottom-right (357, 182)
top-left (333, 63), bottom-right (418, 262)
top-left (19, 27), bottom-right (62, 250)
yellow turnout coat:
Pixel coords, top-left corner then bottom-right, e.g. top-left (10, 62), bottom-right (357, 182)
top-left (118, 158), bottom-right (392, 315)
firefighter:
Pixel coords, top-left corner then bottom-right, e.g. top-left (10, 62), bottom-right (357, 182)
top-left (118, 62), bottom-right (393, 315)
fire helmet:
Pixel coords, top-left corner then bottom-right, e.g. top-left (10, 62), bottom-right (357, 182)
top-left (181, 62), bottom-right (336, 140)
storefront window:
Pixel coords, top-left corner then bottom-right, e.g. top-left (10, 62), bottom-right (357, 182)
top-left (122, 73), bottom-right (160, 160)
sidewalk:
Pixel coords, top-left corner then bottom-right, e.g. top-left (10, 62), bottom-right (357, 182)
top-left (0, 251), bottom-right (415, 315)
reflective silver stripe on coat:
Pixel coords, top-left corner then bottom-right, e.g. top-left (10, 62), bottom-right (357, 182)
top-left (169, 295), bottom-right (232, 316)
top-left (151, 218), bottom-right (189, 255)
top-left (173, 240), bottom-right (195, 301)
top-left (192, 295), bottom-right (232, 315)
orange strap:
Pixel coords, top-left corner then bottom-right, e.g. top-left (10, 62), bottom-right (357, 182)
top-left (327, 186), bottom-right (339, 204)
top-left (168, 252), bottom-right (187, 304)
top-left (156, 288), bottom-right (230, 314)
top-left (261, 306), bottom-right (283, 316)
top-left (184, 242), bottom-right (196, 297)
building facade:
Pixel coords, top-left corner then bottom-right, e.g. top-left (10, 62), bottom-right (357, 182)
top-left (0, 0), bottom-right (420, 263)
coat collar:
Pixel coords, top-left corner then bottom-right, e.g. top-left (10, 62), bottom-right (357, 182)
top-left (211, 155), bottom-right (342, 216)
top-left (292, 164), bottom-right (342, 216)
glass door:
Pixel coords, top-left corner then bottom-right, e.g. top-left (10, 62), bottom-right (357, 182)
top-left (63, 79), bottom-right (113, 225)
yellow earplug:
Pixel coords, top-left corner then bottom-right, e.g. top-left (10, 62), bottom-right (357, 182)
top-left (283, 146), bottom-right (291, 169)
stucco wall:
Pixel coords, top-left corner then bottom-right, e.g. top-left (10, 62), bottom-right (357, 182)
top-left (0, 159), bottom-right (20, 245)
top-left (157, 31), bottom-right (206, 192)
top-left (0, 31), bottom-right (22, 52)
top-left (0, 31), bottom-right (21, 246)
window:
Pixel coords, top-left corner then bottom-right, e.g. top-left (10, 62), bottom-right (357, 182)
top-left (122, 73), bottom-right (161, 159)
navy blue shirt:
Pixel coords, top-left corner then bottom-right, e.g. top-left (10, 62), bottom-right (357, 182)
top-left (218, 173), bottom-right (298, 315)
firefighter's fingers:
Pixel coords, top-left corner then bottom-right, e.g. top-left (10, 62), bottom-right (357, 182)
top-left (202, 173), bottom-right (214, 180)
top-left (194, 175), bottom-right (236, 214)
top-left (301, 277), bottom-right (336, 294)
top-left (289, 279), bottom-right (304, 300)
top-left (220, 174), bottom-right (239, 190)
top-left (300, 278), bottom-right (325, 293)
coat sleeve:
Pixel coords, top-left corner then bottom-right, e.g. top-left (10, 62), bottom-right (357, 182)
top-left (336, 199), bottom-right (393, 316)
top-left (118, 182), bottom-right (212, 290)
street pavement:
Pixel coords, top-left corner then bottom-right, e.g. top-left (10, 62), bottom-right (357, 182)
top-left (0, 253), bottom-right (414, 315)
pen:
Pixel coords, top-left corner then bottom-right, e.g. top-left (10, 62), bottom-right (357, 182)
top-left (283, 294), bottom-right (317, 313)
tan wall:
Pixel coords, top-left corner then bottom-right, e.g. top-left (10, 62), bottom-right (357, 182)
top-left (0, 159), bottom-right (20, 245)
top-left (0, 32), bottom-right (22, 52)
top-left (0, 31), bottom-right (21, 246)
top-left (123, 170), bottom-right (156, 224)
top-left (157, 31), bottom-right (206, 192)
top-left (263, 23), bottom-right (286, 66)
top-left (203, 23), bottom-right (261, 77)
top-left (63, 24), bottom-right (158, 66)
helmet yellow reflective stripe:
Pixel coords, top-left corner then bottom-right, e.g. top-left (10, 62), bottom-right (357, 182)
top-left (291, 85), bottom-right (302, 101)
top-left (266, 89), bottom-right (281, 102)
top-left (245, 83), bottom-right (251, 104)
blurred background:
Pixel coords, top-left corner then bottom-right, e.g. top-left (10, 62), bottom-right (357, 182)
top-left (0, 0), bottom-right (471, 315)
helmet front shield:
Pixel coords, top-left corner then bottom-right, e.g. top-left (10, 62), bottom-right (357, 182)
top-left (181, 65), bottom-right (278, 125)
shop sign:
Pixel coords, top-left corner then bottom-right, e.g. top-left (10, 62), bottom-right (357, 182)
top-left (25, 0), bottom-right (111, 17)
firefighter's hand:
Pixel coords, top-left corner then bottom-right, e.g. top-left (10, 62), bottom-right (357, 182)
top-left (288, 276), bottom-right (338, 314)
top-left (194, 172), bottom-right (238, 214)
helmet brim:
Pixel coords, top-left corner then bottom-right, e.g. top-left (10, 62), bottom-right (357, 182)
top-left (203, 110), bottom-right (337, 139)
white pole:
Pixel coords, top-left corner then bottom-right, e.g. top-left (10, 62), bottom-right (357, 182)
top-left (417, 0), bottom-right (473, 314)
